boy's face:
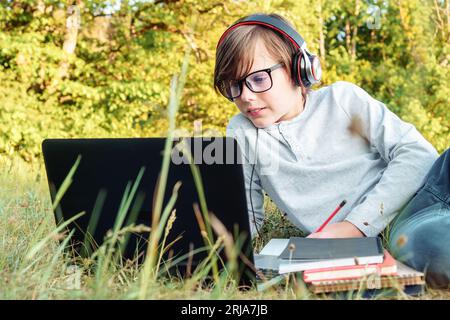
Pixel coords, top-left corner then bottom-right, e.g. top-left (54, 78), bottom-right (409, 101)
top-left (234, 39), bottom-right (304, 128)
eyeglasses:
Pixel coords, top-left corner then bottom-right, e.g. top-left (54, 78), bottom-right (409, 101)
top-left (219, 63), bottom-right (284, 101)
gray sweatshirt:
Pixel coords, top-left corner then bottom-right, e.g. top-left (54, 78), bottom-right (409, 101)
top-left (226, 81), bottom-right (438, 238)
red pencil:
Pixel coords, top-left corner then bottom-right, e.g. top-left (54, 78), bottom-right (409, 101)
top-left (315, 200), bottom-right (347, 233)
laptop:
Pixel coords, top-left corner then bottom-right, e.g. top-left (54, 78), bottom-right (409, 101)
top-left (41, 137), bottom-right (257, 286)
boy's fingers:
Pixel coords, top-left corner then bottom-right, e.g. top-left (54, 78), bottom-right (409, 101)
top-left (307, 232), bottom-right (321, 238)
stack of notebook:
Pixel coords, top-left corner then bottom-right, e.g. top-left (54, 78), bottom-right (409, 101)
top-left (254, 237), bottom-right (425, 295)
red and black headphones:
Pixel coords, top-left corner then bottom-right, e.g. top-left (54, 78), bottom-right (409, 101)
top-left (217, 14), bottom-right (322, 88)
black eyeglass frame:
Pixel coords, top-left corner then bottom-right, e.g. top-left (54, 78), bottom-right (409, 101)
top-left (219, 62), bottom-right (285, 101)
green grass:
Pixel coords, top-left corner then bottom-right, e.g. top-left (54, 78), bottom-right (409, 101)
top-left (1, 155), bottom-right (450, 300)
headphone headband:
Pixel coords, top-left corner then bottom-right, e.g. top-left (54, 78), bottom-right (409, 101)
top-left (217, 14), bottom-right (306, 50)
top-left (216, 14), bottom-right (321, 88)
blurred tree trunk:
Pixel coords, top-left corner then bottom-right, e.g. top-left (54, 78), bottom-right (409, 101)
top-left (59, 1), bottom-right (83, 78)
top-left (345, 18), bottom-right (351, 54)
top-left (48, 1), bottom-right (83, 93)
top-left (351, 0), bottom-right (360, 60)
top-left (318, 0), bottom-right (326, 66)
top-left (433, 0), bottom-right (449, 44)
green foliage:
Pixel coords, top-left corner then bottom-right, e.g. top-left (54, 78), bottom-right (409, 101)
top-left (0, 0), bottom-right (448, 163)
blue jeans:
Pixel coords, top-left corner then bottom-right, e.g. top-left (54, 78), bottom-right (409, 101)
top-left (387, 148), bottom-right (450, 289)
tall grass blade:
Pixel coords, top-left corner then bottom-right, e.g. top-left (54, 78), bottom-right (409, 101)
top-left (52, 155), bottom-right (81, 212)
top-left (25, 211), bottom-right (85, 261)
top-left (139, 46), bottom-right (191, 299)
top-left (95, 167), bottom-right (146, 287)
top-left (81, 188), bottom-right (107, 257)
top-left (175, 139), bottom-right (220, 282)
top-left (37, 229), bottom-right (75, 298)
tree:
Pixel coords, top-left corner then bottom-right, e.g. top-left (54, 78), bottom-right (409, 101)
top-left (0, 0), bottom-right (448, 162)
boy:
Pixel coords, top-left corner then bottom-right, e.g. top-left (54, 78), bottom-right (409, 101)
top-left (214, 13), bottom-right (449, 287)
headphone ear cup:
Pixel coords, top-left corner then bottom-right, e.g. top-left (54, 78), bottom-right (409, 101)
top-left (308, 54), bottom-right (322, 84)
top-left (297, 50), bottom-right (322, 88)
top-left (292, 51), bottom-right (304, 87)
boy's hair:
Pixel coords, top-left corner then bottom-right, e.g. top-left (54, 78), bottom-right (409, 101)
top-left (214, 13), bottom-right (308, 98)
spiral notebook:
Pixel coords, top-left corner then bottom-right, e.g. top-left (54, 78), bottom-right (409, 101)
top-left (307, 260), bottom-right (425, 294)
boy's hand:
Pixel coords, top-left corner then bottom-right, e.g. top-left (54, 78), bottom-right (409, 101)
top-left (307, 221), bottom-right (364, 238)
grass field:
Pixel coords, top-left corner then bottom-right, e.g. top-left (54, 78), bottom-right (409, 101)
top-left (1, 155), bottom-right (449, 300)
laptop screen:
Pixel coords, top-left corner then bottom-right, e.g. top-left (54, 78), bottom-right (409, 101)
top-left (42, 137), bottom-right (256, 286)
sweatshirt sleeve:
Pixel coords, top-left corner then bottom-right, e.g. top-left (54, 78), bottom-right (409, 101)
top-left (226, 116), bottom-right (265, 239)
top-left (334, 82), bottom-right (439, 237)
